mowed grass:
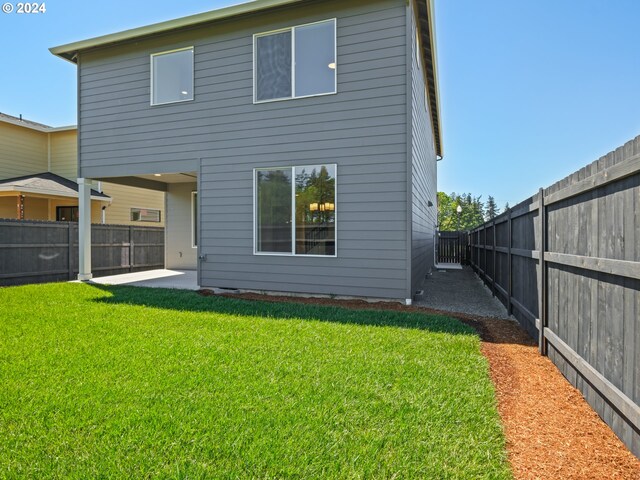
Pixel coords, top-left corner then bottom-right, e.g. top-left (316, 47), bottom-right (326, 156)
top-left (0, 283), bottom-right (510, 479)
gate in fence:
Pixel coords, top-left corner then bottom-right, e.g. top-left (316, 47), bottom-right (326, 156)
top-left (436, 230), bottom-right (467, 264)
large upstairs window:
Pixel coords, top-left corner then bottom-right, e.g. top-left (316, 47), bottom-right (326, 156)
top-left (254, 19), bottom-right (336, 102)
top-left (151, 47), bottom-right (194, 105)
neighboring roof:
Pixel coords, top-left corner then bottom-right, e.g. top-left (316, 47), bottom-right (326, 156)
top-left (0, 172), bottom-right (110, 201)
top-left (50, 0), bottom-right (442, 156)
top-left (0, 112), bottom-right (76, 133)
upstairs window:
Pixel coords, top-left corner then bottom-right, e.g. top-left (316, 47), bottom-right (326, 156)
top-left (254, 19), bottom-right (336, 102)
top-left (151, 47), bottom-right (194, 105)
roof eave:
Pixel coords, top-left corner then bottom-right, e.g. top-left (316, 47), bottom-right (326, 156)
top-left (0, 116), bottom-right (77, 133)
top-left (48, 125), bottom-right (78, 132)
top-left (417, 0), bottom-right (443, 158)
top-left (49, 0), bottom-right (305, 62)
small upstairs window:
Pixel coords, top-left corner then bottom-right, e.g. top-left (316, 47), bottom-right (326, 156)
top-left (151, 47), bottom-right (194, 105)
top-left (254, 19), bottom-right (336, 102)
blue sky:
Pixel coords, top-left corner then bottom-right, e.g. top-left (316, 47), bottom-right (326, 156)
top-left (1, 0), bottom-right (638, 208)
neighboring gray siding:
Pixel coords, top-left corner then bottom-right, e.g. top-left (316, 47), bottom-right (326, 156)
top-left (409, 1), bottom-right (438, 295)
top-left (165, 183), bottom-right (197, 269)
top-left (78, 0), bottom-right (410, 299)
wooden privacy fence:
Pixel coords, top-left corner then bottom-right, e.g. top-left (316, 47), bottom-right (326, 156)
top-left (436, 230), bottom-right (467, 264)
top-left (469, 135), bottom-right (640, 457)
top-left (0, 219), bottom-right (164, 286)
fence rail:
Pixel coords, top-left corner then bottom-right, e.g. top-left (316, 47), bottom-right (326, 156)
top-left (0, 219), bottom-right (164, 286)
top-left (468, 135), bottom-right (640, 457)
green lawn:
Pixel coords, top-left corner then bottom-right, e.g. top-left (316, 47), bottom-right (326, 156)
top-left (0, 283), bottom-right (510, 479)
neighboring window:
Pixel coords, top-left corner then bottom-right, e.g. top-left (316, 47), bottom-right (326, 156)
top-left (130, 208), bottom-right (161, 222)
top-left (151, 47), bottom-right (194, 105)
top-left (254, 19), bottom-right (336, 102)
top-left (56, 206), bottom-right (78, 222)
top-left (254, 164), bottom-right (336, 256)
top-left (192, 191), bottom-right (198, 248)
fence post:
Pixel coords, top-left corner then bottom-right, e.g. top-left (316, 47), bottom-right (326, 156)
top-left (483, 224), bottom-right (487, 278)
top-left (67, 222), bottom-right (74, 280)
top-left (507, 208), bottom-right (513, 316)
top-left (537, 188), bottom-right (547, 355)
top-left (472, 230), bottom-right (476, 268)
top-left (476, 229), bottom-right (479, 269)
top-left (129, 225), bottom-right (135, 272)
top-left (492, 219), bottom-right (496, 296)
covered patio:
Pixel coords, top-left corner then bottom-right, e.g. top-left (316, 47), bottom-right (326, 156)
top-left (76, 171), bottom-right (198, 281)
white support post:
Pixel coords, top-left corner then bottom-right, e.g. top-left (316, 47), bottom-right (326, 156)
top-left (78, 178), bottom-right (93, 281)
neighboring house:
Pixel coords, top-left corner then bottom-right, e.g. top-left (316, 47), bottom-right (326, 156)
top-left (50, 0), bottom-right (442, 303)
top-left (0, 113), bottom-right (165, 225)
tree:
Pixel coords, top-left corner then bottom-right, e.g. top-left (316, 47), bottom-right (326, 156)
top-left (485, 196), bottom-right (500, 220)
top-left (437, 192), bottom-right (485, 231)
top-left (504, 202), bottom-right (510, 211)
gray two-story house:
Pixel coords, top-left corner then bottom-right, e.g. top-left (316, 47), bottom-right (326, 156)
top-left (51, 0), bottom-right (442, 303)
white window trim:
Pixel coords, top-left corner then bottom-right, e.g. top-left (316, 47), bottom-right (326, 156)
top-left (253, 18), bottom-right (337, 104)
top-left (191, 191), bottom-right (198, 249)
top-left (150, 46), bottom-right (195, 106)
top-left (253, 164), bottom-right (338, 257)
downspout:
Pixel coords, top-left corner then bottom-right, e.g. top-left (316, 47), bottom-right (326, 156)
top-left (404, 1), bottom-right (414, 305)
top-left (98, 182), bottom-right (107, 224)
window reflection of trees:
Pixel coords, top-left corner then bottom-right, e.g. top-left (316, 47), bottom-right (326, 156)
top-left (295, 165), bottom-right (336, 255)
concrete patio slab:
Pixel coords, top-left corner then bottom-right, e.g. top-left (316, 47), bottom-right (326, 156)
top-left (82, 269), bottom-right (198, 290)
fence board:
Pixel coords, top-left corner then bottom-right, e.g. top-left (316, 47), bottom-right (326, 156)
top-left (467, 134), bottom-right (640, 457)
top-left (0, 219), bottom-right (164, 286)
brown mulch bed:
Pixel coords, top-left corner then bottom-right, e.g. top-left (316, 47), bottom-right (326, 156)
top-left (200, 290), bottom-right (640, 479)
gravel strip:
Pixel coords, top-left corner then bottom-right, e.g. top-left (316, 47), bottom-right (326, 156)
top-left (415, 266), bottom-right (510, 318)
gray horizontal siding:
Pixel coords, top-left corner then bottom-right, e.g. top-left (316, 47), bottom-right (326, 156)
top-left (409, 2), bottom-right (438, 294)
top-left (79, 0), bottom-right (409, 300)
top-left (199, 153), bottom-right (408, 299)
